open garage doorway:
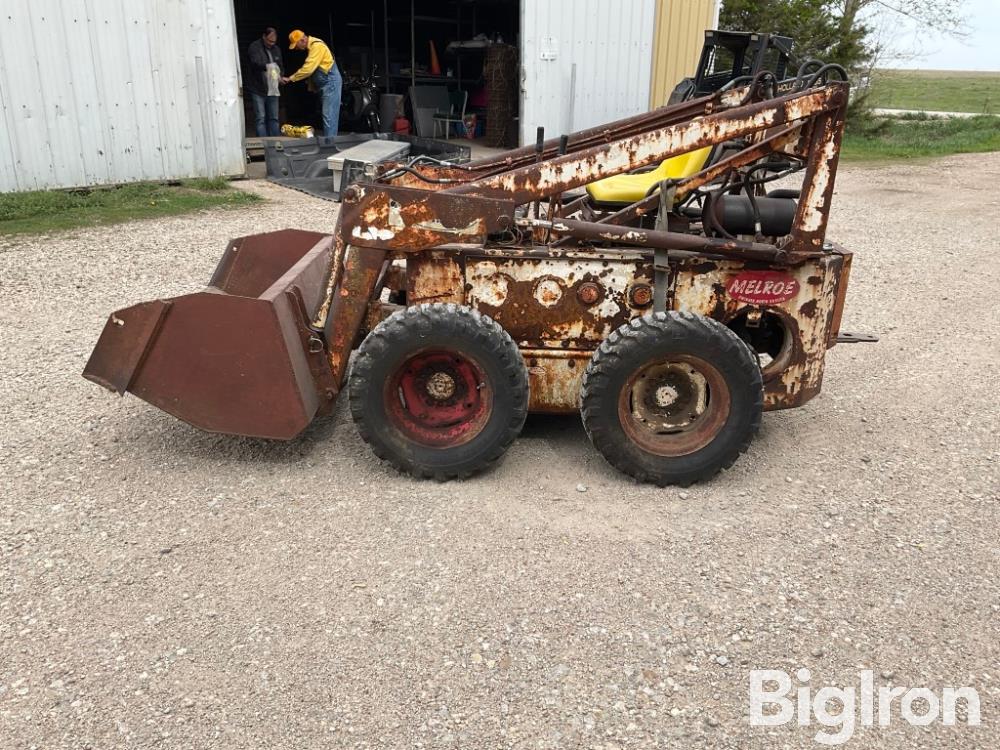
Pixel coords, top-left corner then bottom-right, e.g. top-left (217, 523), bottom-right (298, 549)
top-left (232, 0), bottom-right (521, 153)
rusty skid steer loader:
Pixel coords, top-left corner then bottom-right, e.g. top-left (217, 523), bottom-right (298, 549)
top-left (84, 66), bottom-right (875, 485)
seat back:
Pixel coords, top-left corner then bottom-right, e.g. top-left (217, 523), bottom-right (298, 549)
top-left (658, 147), bottom-right (712, 180)
top-left (585, 146), bottom-right (712, 204)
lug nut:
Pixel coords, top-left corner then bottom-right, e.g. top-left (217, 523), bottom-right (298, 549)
top-left (629, 284), bottom-right (653, 308)
top-left (577, 282), bottom-right (602, 305)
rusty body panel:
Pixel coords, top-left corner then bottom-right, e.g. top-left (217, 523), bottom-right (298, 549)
top-left (465, 255), bottom-right (653, 349)
top-left (401, 242), bottom-right (852, 413)
top-left (671, 253), bottom-right (848, 409)
top-left (827, 245), bottom-right (853, 345)
top-left (405, 252), bottom-right (465, 305)
top-left (521, 349), bottom-right (591, 413)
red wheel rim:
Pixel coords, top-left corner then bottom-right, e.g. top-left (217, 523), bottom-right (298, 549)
top-left (385, 349), bottom-right (492, 447)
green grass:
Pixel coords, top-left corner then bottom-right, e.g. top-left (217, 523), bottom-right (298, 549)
top-left (842, 113), bottom-right (1000, 161)
top-left (0, 179), bottom-right (261, 236)
top-left (867, 69), bottom-right (1000, 114)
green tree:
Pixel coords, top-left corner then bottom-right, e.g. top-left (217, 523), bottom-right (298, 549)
top-left (719, 0), bottom-right (870, 72)
top-left (719, 0), bottom-right (967, 74)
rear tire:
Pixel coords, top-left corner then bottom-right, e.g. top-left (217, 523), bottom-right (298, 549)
top-left (349, 303), bottom-right (528, 480)
top-left (581, 311), bottom-right (763, 486)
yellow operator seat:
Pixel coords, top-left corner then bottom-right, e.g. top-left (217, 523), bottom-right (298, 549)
top-left (585, 147), bottom-right (713, 204)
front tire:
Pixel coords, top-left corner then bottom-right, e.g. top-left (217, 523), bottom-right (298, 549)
top-left (581, 311), bottom-right (763, 486)
top-left (348, 304), bottom-right (528, 479)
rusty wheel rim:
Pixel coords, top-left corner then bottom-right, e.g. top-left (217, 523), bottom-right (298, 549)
top-left (617, 355), bottom-right (731, 457)
top-left (386, 349), bottom-right (492, 448)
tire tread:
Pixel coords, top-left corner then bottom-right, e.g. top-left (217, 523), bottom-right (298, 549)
top-left (581, 311), bottom-right (763, 486)
top-left (349, 303), bottom-right (528, 481)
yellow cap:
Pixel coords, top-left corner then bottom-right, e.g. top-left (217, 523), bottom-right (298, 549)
top-left (288, 30), bottom-right (305, 49)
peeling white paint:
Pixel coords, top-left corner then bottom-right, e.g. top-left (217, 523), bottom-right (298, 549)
top-left (466, 257), bottom-right (638, 346)
top-left (602, 230), bottom-right (647, 243)
top-left (800, 138), bottom-right (838, 232)
top-left (412, 218), bottom-right (483, 236)
top-left (352, 226), bottom-right (396, 241)
top-left (387, 201), bottom-right (405, 231)
top-left (534, 278), bottom-right (564, 307)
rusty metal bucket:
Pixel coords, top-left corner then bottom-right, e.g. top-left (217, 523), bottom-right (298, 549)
top-left (83, 229), bottom-right (337, 439)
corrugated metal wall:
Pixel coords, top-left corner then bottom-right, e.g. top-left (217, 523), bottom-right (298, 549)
top-left (0, 0), bottom-right (245, 193)
top-left (520, 0), bottom-right (657, 146)
top-left (648, 0), bottom-right (719, 108)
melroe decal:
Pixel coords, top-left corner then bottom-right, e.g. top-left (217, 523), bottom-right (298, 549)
top-left (726, 271), bottom-right (800, 305)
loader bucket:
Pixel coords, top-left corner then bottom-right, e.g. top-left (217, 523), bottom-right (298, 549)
top-left (83, 229), bottom-right (338, 440)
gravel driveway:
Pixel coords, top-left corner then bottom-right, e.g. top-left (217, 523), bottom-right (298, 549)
top-left (2, 155), bottom-right (998, 749)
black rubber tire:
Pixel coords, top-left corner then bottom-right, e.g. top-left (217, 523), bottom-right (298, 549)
top-left (348, 303), bottom-right (528, 480)
top-left (581, 311), bottom-right (763, 486)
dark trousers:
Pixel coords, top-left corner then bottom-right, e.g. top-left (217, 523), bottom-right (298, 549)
top-left (250, 93), bottom-right (280, 137)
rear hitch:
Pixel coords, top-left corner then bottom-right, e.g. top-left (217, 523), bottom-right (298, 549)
top-left (835, 331), bottom-right (879, 344)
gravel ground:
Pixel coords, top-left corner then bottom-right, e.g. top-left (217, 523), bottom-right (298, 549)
top-left (2, 155), bottom-right (998, 749)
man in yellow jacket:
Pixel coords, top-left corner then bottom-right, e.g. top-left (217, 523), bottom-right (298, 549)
top-left (282, 30), bottom-right (343, 137)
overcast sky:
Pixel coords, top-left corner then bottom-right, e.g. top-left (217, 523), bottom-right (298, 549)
top-left (882, 0), bottom-right (1000, 70)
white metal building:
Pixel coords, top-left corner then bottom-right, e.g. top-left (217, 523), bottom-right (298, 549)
top-left (520, 0), bottom-right (657, 142)
top-left (0, 0), bottom-right (245, 192)
top-left (0, 0), bottom-right (716, 193)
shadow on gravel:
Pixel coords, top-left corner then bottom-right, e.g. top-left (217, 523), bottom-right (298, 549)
top-left (520, 412), bottom-right (587, 441)
top-left (115, 397), bottom-right (592, 471)
top-left (120, 403), bottom-right (350, 465)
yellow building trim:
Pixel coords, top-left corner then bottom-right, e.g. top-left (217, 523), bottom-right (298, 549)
top-left (649, 0), bottom-right (719, 108)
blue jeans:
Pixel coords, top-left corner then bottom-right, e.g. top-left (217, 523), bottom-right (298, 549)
top-left (311, 65), bottom-right (342, 137)
top-left (250, 93), bottom-right (280, 137)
